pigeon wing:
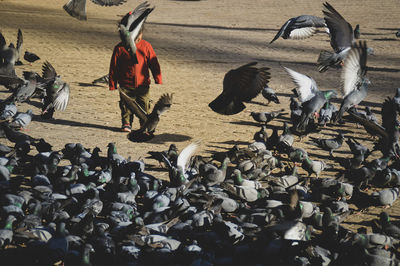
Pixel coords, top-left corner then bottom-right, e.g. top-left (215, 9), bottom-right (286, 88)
top-left (341, 41), bottom-right (368, 97)
top-left (323, 2), bottom-right (353, 52)
top-left (53, 83), bottom-right (70, 111)
top-left (63, 0), bottom-right (87, 21)
top-left (16, 29), bottom-right (23, 57)
top-left (224, 62), bottom-right (271, 102)
top-left (42, 61), bottom-right (57, 80)
top-left (289, 27), bottom-right (317, 40)
top-left (152, 93), bottom-right (173, 116)
top-left (0, 74), bottom-right (24, 87)
top-left (284, 67), bottom-right (318, 103)
top-left (90, 0), bottom-right (126, 6)
top-left (0, 32), bottom-right (6, 48)
top-left (119, 89), bottom-right (148, 122)
top-left (347, 109), bottom-right (388, 139)
top-left (177, 142), bottom-right (199, 174)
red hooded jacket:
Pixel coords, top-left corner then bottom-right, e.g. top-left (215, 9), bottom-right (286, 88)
top-left (109, 39), bottom-right (162, 90)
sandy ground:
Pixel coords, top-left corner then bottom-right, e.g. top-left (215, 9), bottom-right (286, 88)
top-left (1, 0), bottom-right (400, 231)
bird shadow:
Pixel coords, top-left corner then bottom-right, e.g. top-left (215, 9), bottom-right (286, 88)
top-left (249, 100), bottom-right (267, 107)
top-left (367, 66), bottom-right (400, 73)
top-left (214, 140), bottom-right (251, 146)
top-left (76, 82), bottom-right (105, 87)
top-left (371, 38), bottom-right (398, 42)
top-left (32, 115), bottom-right (121, 132)
top-left (128, 131), bottom-right (192, 144)
top-left (375, 27), bottom-right (399, 31)
top-left (229, 120), bottom-right (264, 127)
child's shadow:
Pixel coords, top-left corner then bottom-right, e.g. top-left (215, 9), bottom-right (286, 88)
top-left (128, 130), bottom-right (192, 143)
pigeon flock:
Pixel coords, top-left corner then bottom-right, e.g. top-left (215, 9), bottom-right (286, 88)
top-left (0, 1), bottom-right (400, 266)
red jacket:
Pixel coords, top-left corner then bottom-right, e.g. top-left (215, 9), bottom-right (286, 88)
top-left (108, 40), bottom-right (162, 90)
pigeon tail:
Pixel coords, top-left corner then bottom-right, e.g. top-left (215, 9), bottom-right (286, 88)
top-left (317, 50), bottom-right (334, 72)
top-left (208, 94), bottom-right (245, 115)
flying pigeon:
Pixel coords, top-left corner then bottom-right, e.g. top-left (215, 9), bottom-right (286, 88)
top-left (0, 29), bottom-right (23, 66)
top-left (23, 51), bottom-right (40, 64)
top-left (317, 2), bottom-right (361, 72)
top-left (120, 89), bottom-right (173, 137)
top-left (63, 0), bottom-right (127, 21)
top-left (270, 15), bottom-right (327, 44)
top-left (334, 41), bottom-right (370, 123)
top-left (284, 66), bottom-right (337, 132)
top-left (118, 1), bottom-right (155, 64)
top-left (40, 61), bottom-right (70, 119)
top-left (209, 62), bottom-right (271, 115)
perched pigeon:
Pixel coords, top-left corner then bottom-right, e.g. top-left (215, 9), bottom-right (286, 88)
top-left (63, 0), bottom-right (127, 20)
top-left (262, 86), bottom-right (280, 104)
top-left (334, 41), bottom-right (370, 123)
top-left (9, 109), bottom-right (33, 130)
top-left (118, 1), bottom-right (154, 63)
top-left (309, 132), bottom-right (344, 157)
top-left (270, 15), bottom-right (327, 44)
top-left (209, 62), bottom-right (271, 115)
top-left (250, 109), bottom-right (285, 124)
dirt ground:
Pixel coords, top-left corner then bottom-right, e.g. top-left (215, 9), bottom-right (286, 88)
top-left (1, 0), bottom-right (400, 232)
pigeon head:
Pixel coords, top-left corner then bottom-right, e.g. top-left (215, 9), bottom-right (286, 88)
top-left (379, 211), bottom-right (391, 224)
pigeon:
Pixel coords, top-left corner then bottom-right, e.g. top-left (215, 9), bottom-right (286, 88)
top-left (317, 2), bottom-right (355, 72)
top-left (301, 154), bottom-right (328, 177)
top-left (63, 0), bottom-right (127, 20)
top-left (120, 90), bottom-right (173, 136)
top-left (261, 86), bottom-right (280, 104)
top-left (0, 29), bottom-right (23, 66)
top-left (371, 187), bottom-right (399, 207)
top-left (270, 15), bottom-right (327, 44)
top-left (318, 101), bottom-right (337, 126)
top-left (4, 71), bottom-right (38, 103)
top-left (0, 215), bottom-right (16, 248)
top-left (378, 212), bottom-right (400, 239)
top-left (0, 102), bottom-right (17, 121)
top-left (9, 109), bottom-right (33, 130)
top-left (284, 66), bottom-right (337, 132)
top-left (118, 1), bottom-right (155, 63)
top-left (23, 51), bottom-right (40, 64)
top-left (396, 30), bottom-right (400, 38)
top-left (309, 132), bottom-right (344, 157)
top-left (250, 109), bottom-right (285, 124)
top-left (199, 157), bottom-right (230, 187)
top-left (209, 62), bottom-right (271, 115)
top-left (40, 61), bottom-right (70, 119)
top-left (334, 41), bottom-right (370, 123)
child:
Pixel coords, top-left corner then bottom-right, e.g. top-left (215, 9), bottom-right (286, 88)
top-left (109, 26), bottom-right (162, 132)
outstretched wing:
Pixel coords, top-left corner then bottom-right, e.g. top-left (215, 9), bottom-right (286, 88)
top-left (347, 108), bottom-right (387, 139)
top-left (223, 62), bottom-right (271, 102)
top-left (42, 61), bottom-right (57, 80)
top-left (53, 83), bottom-right (70, 111)
top-left (152, 93), bottom-right (173, 116)
top-left (177, 142), bottom-right (199, 174)
top-left (0, 32), bottom-right (6, 48)
top-left (323, 2), bottom-right (353, 52)
top-left (119, 89), bottom-right (148, 122)
top-left (284, 66), bottom-right (319, 103)
top-left (16, 29), bottom-right (23, 56)
top-left (63, 0), bottom-right (87, 21)
top-left (341, 41), bottom-right (368, 97)
top-left (90, 0), bottom-right (126, 6)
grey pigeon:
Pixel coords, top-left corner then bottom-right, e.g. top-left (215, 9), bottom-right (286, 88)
top-left (309, 132), bottom-right (344, 157)
top-left (396, 30), bottom-right (400, 38)
top-left (0, 102), bottom-right (17, 121)
top-left (63, 0), bottom-right (127, 20)
top-left (371, 187), bottom-right (399, 207)
top-left (5, 72), bottom-right (38, 103)
top-left (0, 29), bottom-right (22, 66)
top-left (378, 212), bottom-right (400, 240)
top-left (318, 101), bottom-right (337, 126)
top-left (209, 62), bottom-right (271, 115)
top-left (9, 109), bottom-right (33, 129)
top-left (118, 1), bottom-right (154, 63)
top-left (284, 66), bottom-right (337, 132)
top-left (301, 154), bottom-right (328, 177)
top-left (0, 215), bottom-right (16, 248)
top-left (250, 109), bottom-right (285, 124)
top-left (270, 15), bottom-right (327, 44)
top-left (334, 41), bottom-right (370, 123)
top-left (317, 2), bottom-right (355, 72)
top-left (199, 157), bottom-right (230, 187)
top-left (40, 61), bottom-right (70, 119)
top-left (261, 86), bottom-right (280, 104)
